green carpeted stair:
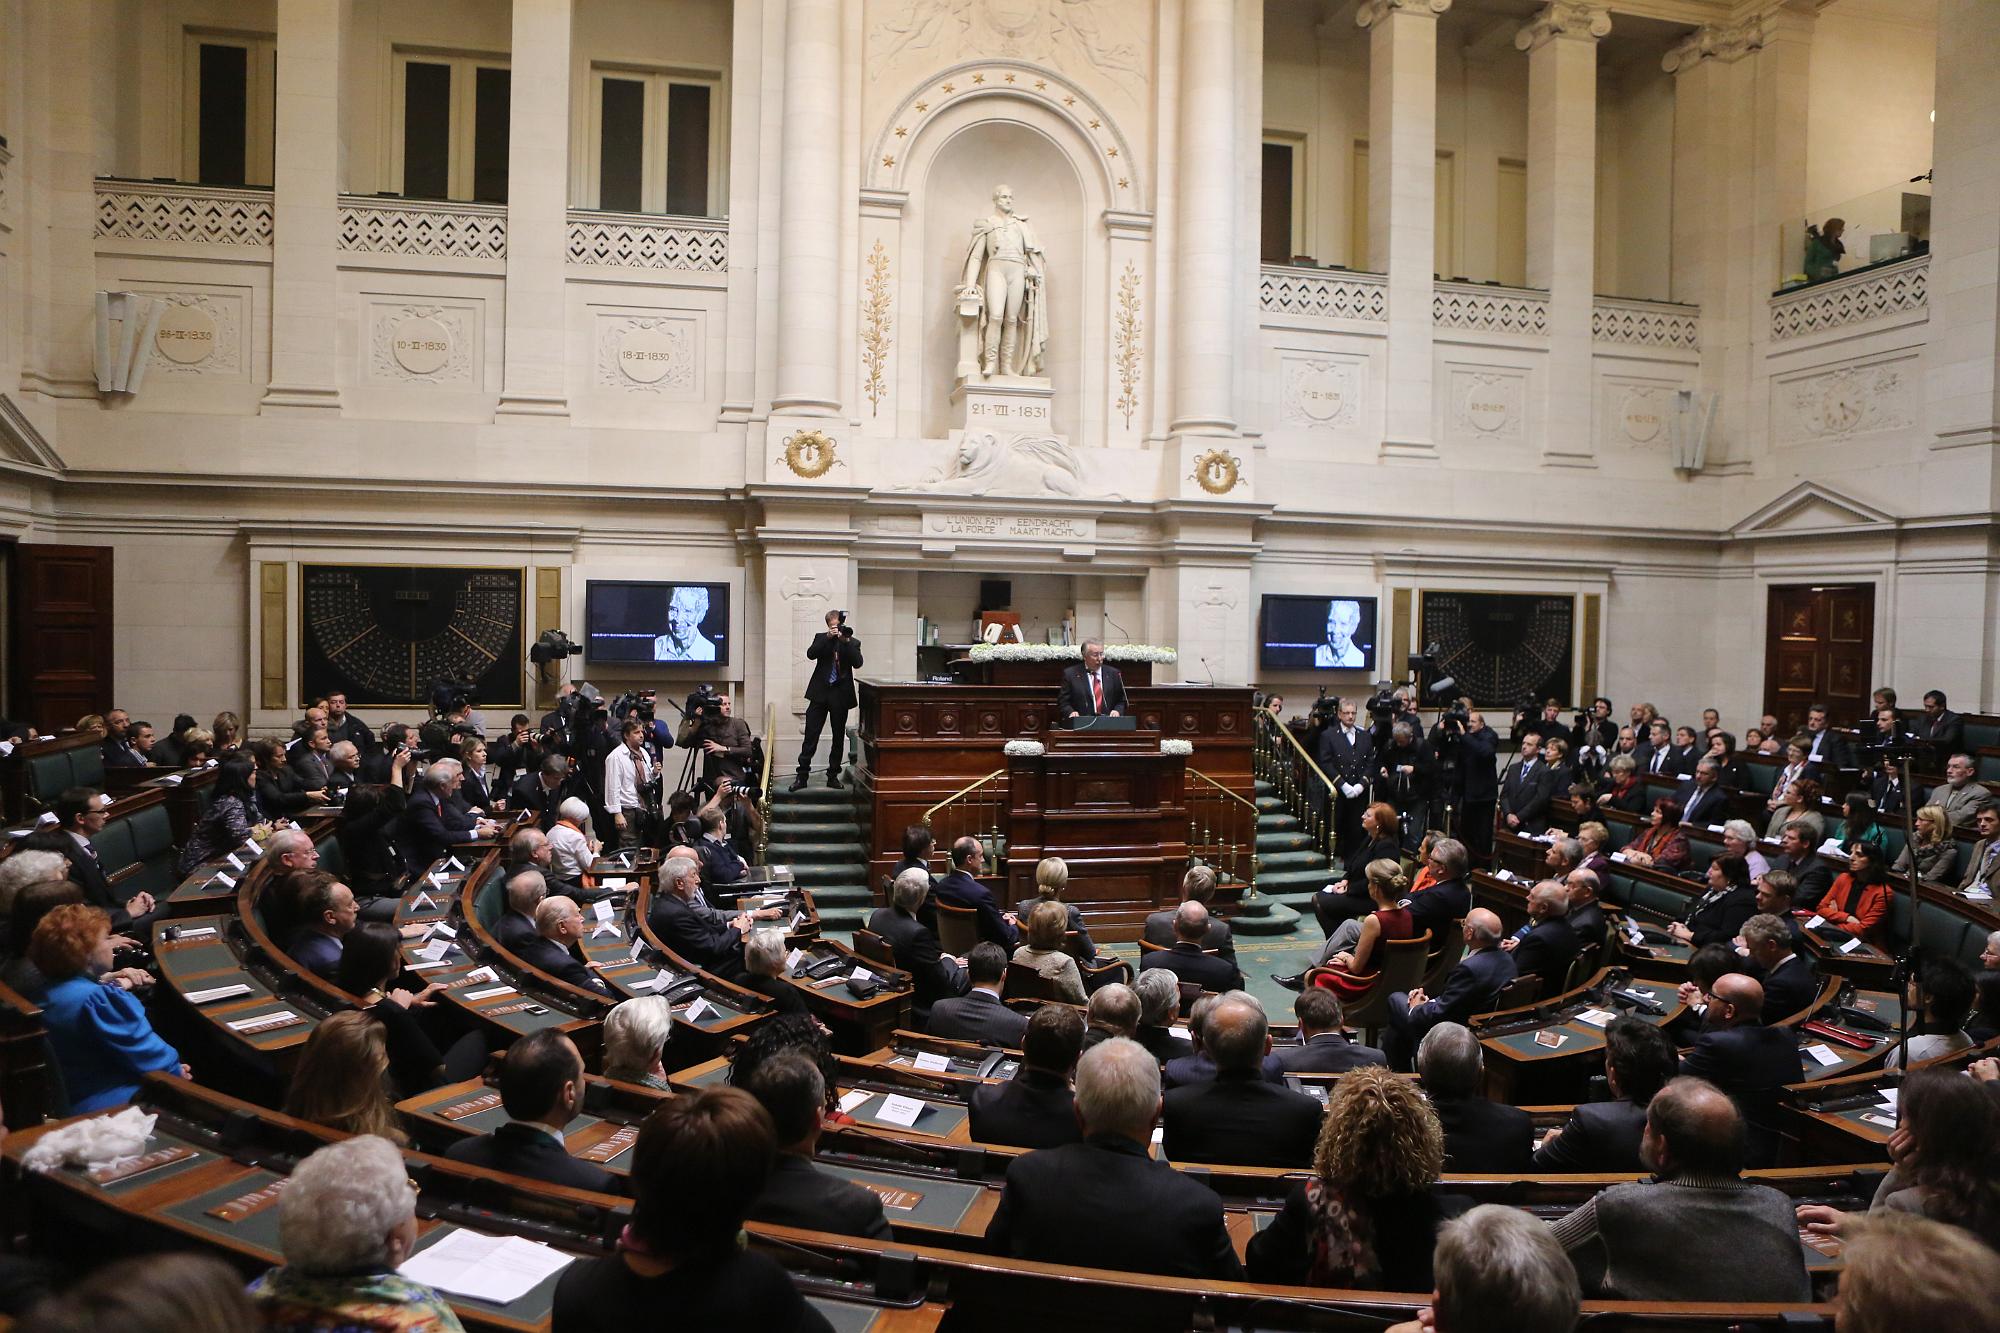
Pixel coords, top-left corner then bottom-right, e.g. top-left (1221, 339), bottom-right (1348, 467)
top-left (767, 774), bottom-right (873, 938)
top-left (1248, 779), bottom-right (1333, 918)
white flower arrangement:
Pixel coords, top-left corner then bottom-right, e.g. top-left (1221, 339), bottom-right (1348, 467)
top-left (968, 643), bottom-right (1178, 664)
top-left (1160, 739), bottom-right (1194, 756)
top-left (1002, 739), bottom-right (1047, 757)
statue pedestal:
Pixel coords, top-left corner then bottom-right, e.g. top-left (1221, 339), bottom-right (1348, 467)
top-left (950, 376), bottom-right (1060, 443)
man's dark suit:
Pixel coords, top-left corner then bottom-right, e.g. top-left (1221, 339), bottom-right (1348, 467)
top-left (1498, 756), bottom-right (1555, 834)
top-left (1141, 909), bottom-right (1236, 958)
top-left (1674, 779), bottom-right (1728, 830)
top-left (1459, 724), bottom-right (1499, 860)
top-left (933, 869), bottom-right (1019, 948)
top-left (510, 773), bottom-right (573, 832)
top-left (1161, 1070), bottom-right (1324, 1167)
top-left (1666, 743), bottom-right (1701, 777)
top-left (1532, 1098), bottom-right (1650, 1173)
top-left (1162, 1050), bottom-right (1286, 1090)
top-left (397, 790), bottom-right (476, 875)
top-left (289, 749), bottom-right (336, 793)
top-left (989, 1133), bottom-right (1243, 1279)
top-left (1915, 709), bottom-right (1964, 770)
top-left (1404, 876), bottom-right (1470, 939)
top-left (1272, 1031), bottom-right (1386, 1074)
top-left (748, 1154), bottom-right (891, 1239)
top-left (257, 768), bottom-right (318, 817)
top-left (494, 910), bottom-right (538, 956)
top-left (1317, 724), bottom-right (1375, 853)
top-left (697, 837), bottom-right (746, 887)
top-left (101, 738), bottom-right (147, 768)
top-left (515, 935), bottom-right (610, 996)
top-left (1757, 952), bottom-right (1818, 1022)
top-left (1635, 742), bottom-right (1674, 779)
top-left (647, 892), bottom-right (742, 973)
top-left (1141, 941), bottom-right (1242, 994)
top-left (798, 630), bottom-right (863, 782)
top-left (927, 988), bottom-right (1028, 1047)
top-left (289, 928), bottom-right (343, 983)
top-left (1802, 727), bottom-right (1847, 773)
top-left (1386, 944), bottom-right (1517, 1068)
top-left (969, 1068), bottom-right (1082, 1149)
top-left (327, 713), bottom-right (375, 754)
top-left (1059, 662), bottom-right (1128, 719)
top-left (866, 905), bottom-right (968, 1013)
top-left (1135, 1024), bottom-right (1195, 1064)
top-left (1510, 916), bottom-right (1581, 989)
top-left (1432, 1094), bottom-right (1533, 1172)
top-left (444, 1121), bottom-right (617, 1194)
top-left (1681, 884), bottom-right (1757, 949)
top-left (1680, 1023), bottom-right (1805, 1166)
top-left (1773, 853), bottom-right (1834, 905)
top-left (1568, 900), bottom-right (1607, 950)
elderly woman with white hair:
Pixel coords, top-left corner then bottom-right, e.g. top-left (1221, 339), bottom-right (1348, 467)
top-left (603, 995), bottom-right (677, 1089)
top-left (740, 927), bottom-right (810, 1015)
top-left (1720, 820), bottom-right (1770, 880)
top-left (248, 1134), bottom-right (464, 1331)
top-left (547, 796), bottom-right (598, 886)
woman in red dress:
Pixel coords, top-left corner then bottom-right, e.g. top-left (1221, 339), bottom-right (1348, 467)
top-left (1312, 858), bottom-right (1418, 998)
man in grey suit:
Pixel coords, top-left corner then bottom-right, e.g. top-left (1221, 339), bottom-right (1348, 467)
top-left (1546, 1077), bottom-right (1810, 1301)
top-left (927, 943), bottom-right (1028, 1047)
top-left (1958, 803), bottom-right (2000, 896)
top-left (1272, 988), bottom-right (1385, 1074)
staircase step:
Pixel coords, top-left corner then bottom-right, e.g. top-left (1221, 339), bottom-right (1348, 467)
top-left (765, 839), bottom-right (866, 858)
top-left (1256, 867), bottom-right (1331, 893)
top-left (1256, 850), bottom-right (1329, 871)
top-left (770, 786), bottom-right (860, 807)
top-left (1229, 903), bottom-right (1301, 935)
top-left (1255, 795), bottom-right (1286, 814)
top-left (1258, 813), bottom-right (1301, 832)
top-left (1255, 831), bottom-right (1315, 853)
top-left (1253, 780), bottom-right (1277, 797)
top-left (770, 820), bottom-right (861, 837)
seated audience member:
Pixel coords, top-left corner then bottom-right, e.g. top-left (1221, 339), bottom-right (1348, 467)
top-left (445, 1030), bottom-right (617, 1193)
top-left (1666, 855), bottom-right (1757, 950)
top-left (1565, 868), bottom-right (1607, 948)
top-left (513, 754), bottom-right (576, 831)
top-left (1574, 821), bottom-right (1614, 881)
top-left (1963, 803), bottom-right (2000, 898)
top-left (1, 882), bottom-right (84, 997)
top-left (1012, 899), bottom-right (1086, 1003)
top-left (1771, 819), bottom-right (1836, 904)
top-left (1765, 776), bottom-right (1825, 842)
top-left (283, 1011), bottom-right (407, 1143)
top-left (1132, 968), bottom-right (1195, 1063)
top-left (1384, 1205), bottom-right (1582, 1333)
top-left (447, 735), bottom-right (494, 815)
top-left (744, 1054), bottom-right (892, 1239)
top-left (1245, 1064), bottom-right (1463, 1290)
top-left (1291, 857), bottom-right (1416, 991)
top-left (893, 823), bottom-right (938, 885)
top-left (869, 866), bottom-right (969, 1018)
top-left (1534, 1017), bottom-right (1677, 1173)
top-left (251, 738), bottom-right (321, 817)
top-left (1548, 1076), bottom-right (1810, 1300)
top-left (286, 872), bottom-right (359, 982)
top-left (1140, 900), bottom-right (1244, 993)
top-left (493, 868), bottom-right (547, 954)
top-left (927, 942), bottom-right (1028, 1046)
top-left (334, 921), bottom-right (468, 1095)
top-left (740, 928), bottom-right (808, 1015)
top-left (1895, 804), bottom-right (1958, 885)
top-left (1833, 1213), bottom-right (2000, 1333)
top-left (325, 740), bottom-right (361, 796)
top-left (1621, 798), bottom-right (1689, 872)
top-left (1928, 753), bottom-right (1991, 832)
top-left (552, 1088), bottom-right (833, 1331)
top-left (1718, 819), bottom-right (1768, 879)
top-left (29, 904), bottom-right (186, 1111)
top-left (174, 756), bottom-right (259, 875)
top-left (1815, 842), bottom-right (1892, 944)
top-left (696, 808), bottom-right (746, 889)
top-left (1673, 758), bottom-right (1729, 829)
top-left (1678, 974), bottom-right (1803, 1165)
top-left (1738, 912), bottom-right (1816, 1021)
top-left (515, 895), bottom-right (611, 997)
top-left (1418, 1022), bottom-right (1531, 1172)
top-left (1750, 868), bottom-right (1805, 947)
top-left (1031, 855), bottom-right (1098, 960)
top-left (1796, 1067), bottom-right (2000, 1252)
top-left (647, 853), bottom-right (755, 978)
top-left (0, 852), bottom-right (67, 952)
top-left (1966, 969), bottom-right (2000, 1046)
top-left (546, 797), bottom-right (598, 887)
top-left (1840, 792), bottom-right (1889, 858)
top-left (289, 726), bottom-right (338, 799)
top-left (1081, 981), bottom-right (1142, 1055)
top-left (1385, 909), bottom-right (1517, 1071)
top-left (1162, 991), bottom-right (1284, 1089)
top-left (989, 1038), bottom-right (1242, 1280)
top-left (933, 835), bottom-right (1019, 948)
top-left (603, 995), bottom-right (676, 1090)
top-left (969, 1003), bottom-right (1086, 1149)
top-left (1162, 992), bottom-right (1323, 1167)
top-left (18, 1253), bottom-right (255, 1333)
top-left (1143, 863), bottom-right (1238, 956)
top-left (248, 1136), bottom-right (459, 1331)
top-left (1596, 754), bottom-right (1645, 816)
top-left (1402, 837), bottom-right (1472, 941)
top-left (1313, 801), bottom-right (1406, 936)
top-left (1886, 957), bottom-right (1976, 1070)
top-left (1275, 987), bottom-right (1386, 1074)
top-left (53, 788), bottom-right (156, 934)
top-left (1500, 880), bottom-right (1581, 990)
top-left (211, 710), bottom-right (242, 755)
top-left (396, 759), bottom-right (492, 876)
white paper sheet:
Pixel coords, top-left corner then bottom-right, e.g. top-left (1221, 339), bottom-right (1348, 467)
top-left (463, 985), bottom-right (515, 1001)
top-left (837, 1089), bottom-right (871, 1114)
top-left (913, 1051), bottom-right (952, 1072)
top-left (185, 983), bottom-right (253, 1004)
top-left (1574, 1008), bottom-right (1617, 1028)
top-left (226, 1010), bottom-right (296, 1031)
top-left (875, 1094), bottom-right (927, 1127)
top-left (417, 940), bottom-right (451, 963)
top-left (684, 997), bottom-right (711, 1022)
top-left (1805, 1043), bottom-right (1842, 1066)
top-left (399, 1229), bottom-right (574, 1305)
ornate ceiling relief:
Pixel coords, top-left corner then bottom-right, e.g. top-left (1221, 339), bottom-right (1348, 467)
top-left (870, 0), bottom-right (1143, 89)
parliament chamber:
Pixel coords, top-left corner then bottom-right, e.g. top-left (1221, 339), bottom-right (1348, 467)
top-left (3, 0), bottom-right (2000, 1329)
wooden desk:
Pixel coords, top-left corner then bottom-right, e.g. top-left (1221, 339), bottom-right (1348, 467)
top-left (151, 915), bottom-right (329, 1070)
top-left (1475, 969), bottom-right (1684, 1103)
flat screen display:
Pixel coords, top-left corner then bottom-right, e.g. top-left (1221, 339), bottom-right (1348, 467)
top-left (585, 581), bottom-right (730, 665)
top-left (1260, 595), bottom-right (1378, 672)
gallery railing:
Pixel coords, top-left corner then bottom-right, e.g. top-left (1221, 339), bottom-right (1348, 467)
top-left (1186, 768), bottom-right (1258, 898)
top-left (1253, 712), bottom-right (1338, 861)
top-left (922, 769), bottom-right (1009, 875)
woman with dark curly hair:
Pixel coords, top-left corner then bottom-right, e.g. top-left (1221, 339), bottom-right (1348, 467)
top-left (1244, 1064), bottom-right (1464, 1289)
top-left (729, 1012), bottom-right (842, 1119)
top-left (30, 903), bottom-right (187, 1110)
top-left (1623, 798), bottom-right (1690, 872)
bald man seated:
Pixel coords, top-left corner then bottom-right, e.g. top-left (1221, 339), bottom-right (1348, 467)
top-left (1677, 973), bottom-right (1803, 1167)
top-left (1500, 880), bottom-right (1582, 989)
top-left (1384, 908), bottom-right (1518, 1071)
top-left (1139, 901), bottom-right (1244, 993)
top-left (493, 869), bottom-right (549, 955)
top-left (1160, 993), bottom-right (1323, 1168)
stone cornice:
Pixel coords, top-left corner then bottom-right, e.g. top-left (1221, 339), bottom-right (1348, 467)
top-left (1356, 0), bottom-right (1451, 30)
top-left (1660, 5), bottom-right (1814, 72)
top-left (1515, 2), bottom-right (1611, 53)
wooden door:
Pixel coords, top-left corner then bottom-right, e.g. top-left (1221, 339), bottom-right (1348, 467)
top-left (1763, 584), bottom-right (1874, 738)
top-left (11, 545), bottom-right (113, 732)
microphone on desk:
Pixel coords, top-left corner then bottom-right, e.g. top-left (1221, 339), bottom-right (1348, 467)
top-left (1199, 655), bottom-right (1217, 686)
top-left (1105, 613), bottom-right (1130, 643)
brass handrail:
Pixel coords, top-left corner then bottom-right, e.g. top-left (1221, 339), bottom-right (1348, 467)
top-left (1186, 767), bottom-right (1259, 897)
top-left (1187, 767), bottom-right (1257, 811)
top-left (755, 701), bottom-right (777, 863)
top-left (1264, 713), bottom-right (1338, 794)
top-left (921, 769), bottom-right (1007, 825)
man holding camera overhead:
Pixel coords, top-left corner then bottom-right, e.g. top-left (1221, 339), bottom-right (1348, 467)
top-left (793, 610), bottom-right (864, 791)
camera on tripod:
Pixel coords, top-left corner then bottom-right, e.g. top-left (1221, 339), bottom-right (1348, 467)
top-left (684, 684), bottom-right (724, 721)
top-left (429, 675), bottom-right (478, 718)
top-left (611, 690), bottom-right (658, 724)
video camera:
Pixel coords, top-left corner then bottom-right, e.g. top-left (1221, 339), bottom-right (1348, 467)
top-left (529, 630), bottom-right (582, 666)
top-left (683, 684), bottom-right (725, 721)
top-left (428, 675), bottom-right (478, 718)
top-left (610, 690), bottom-right (657, 724)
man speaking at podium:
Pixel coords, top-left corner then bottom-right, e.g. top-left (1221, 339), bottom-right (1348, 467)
top-left (1061, 639), bottom-right (1128, 722)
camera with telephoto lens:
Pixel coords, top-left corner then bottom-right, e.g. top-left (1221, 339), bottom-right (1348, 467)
top-left (529, 630), bottom-right (582, 665)
top-left (685, 684), bottom-right (724, 720)
top-left (1438, 703), bottom-right (1470, 732)
top-left (610, 690), bottom-right (657, 724)
top-left (1364, 688), bottom-right (1400, 721)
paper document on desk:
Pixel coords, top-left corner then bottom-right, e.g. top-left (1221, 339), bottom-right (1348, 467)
top-left (400, 1229), bottom-right (573, 1304)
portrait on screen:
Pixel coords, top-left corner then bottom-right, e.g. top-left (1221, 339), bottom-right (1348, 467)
top-left (1259, 595), bottom-right (1378, 672)
top-left (1314, 599), bottom-right (1366, 668)
top-left (586, 581), bottom-right (731, 666)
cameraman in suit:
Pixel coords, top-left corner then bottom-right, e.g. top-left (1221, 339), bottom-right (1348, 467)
top-left (1061, 638), bottom-right (1128, 721)
top-left (793, 610), bottom-right (863, 791)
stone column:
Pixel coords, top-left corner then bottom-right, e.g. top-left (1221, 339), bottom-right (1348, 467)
top-left (770, 0), bottom-right (843, 418)
top-left (495, 0), bottom-right (572, 420)
top-left (1359, 0), bottom-right (1450, 462)
top-left (1517, 2), bottom-right (1609, 468)
top-left (1926, 0), bottom-right (2000, 458)
top-left (1169, 0), bottom-right (1240, 437)
top-left (261, 0), bottom-right (344, 413)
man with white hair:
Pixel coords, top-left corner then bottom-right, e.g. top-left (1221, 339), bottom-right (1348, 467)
top-left (512, 896), bottom-right (609, 996)
top-left (546, 796), bottom-right (597, 886)
top-left (646, 851), bottom-right (755, 977)
top-left (0, 850), bottom-right (68, 921)
top-left (1928, 754), bottom-right (1991, 832)
top-left (866, 865), bottom-right (968, 1017)
top-left (493, 868), bottom-right (549, 954)
top-left (395, 757), bottom-right (494, 875)
top-left (326, 739), bottom-right (361, 796)
top-left (988, 1037), bottom-right (1243, 1279)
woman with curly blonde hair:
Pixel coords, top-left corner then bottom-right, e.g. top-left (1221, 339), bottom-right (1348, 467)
top-left (1245, 1065), bottom-right (1460, 1290)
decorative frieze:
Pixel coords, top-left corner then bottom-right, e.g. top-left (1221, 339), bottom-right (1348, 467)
top-left (1769, 256), bottom-right (1927, 344)
top-left (1592, 297), bottom-right (1700, 350)
top-left (95, 182), bottom-right (273, 248)
top-left (1258, 266), bottom-right (1389, 323)
top-left (337, 199), bottom-right (506, 262)
top-left (1433, 282), bottom-right (1549, 337)
top-left (565, 211), bottom-right (728, 272)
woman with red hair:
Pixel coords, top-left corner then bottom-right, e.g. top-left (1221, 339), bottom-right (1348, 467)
top-left (30, 903), bottom-right (187, 1110)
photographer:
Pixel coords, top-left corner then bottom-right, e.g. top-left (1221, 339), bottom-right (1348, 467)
top-left (679, 689), bottom-right (756, 788)
top-left (1426, 699), bottom-right (1473, 843)
top-left (490, 713), bottom-right (540, 791)
top-left (1457, 710), bottom-right (1499, 862)
top-left (603, 717), bottom-right (657, 853)
top-left (1374, 718), bottom-right (1434, 854)
top-left (793, 610), bottom-right (863, 791)
top-left (359, 724), bottom-right (419, 789)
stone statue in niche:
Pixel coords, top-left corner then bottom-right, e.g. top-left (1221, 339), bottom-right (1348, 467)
top-left (958, 184), bottom-right (1047, 379)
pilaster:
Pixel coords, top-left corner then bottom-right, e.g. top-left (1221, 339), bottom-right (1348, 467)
top-left (770, 0), bottom-right (844, 420)
top-left (1925, 0), bottom-right (2000, 460)
top-left (1170, 0), bottom-right (1241, 441)
top-left (260, 0), bottom-right (345, 414)
top-left (495, 0), bottom-right (573, 421)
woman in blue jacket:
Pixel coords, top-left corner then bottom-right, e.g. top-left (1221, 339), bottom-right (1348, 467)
top-left (29, 904), bottom-right (186, 1111)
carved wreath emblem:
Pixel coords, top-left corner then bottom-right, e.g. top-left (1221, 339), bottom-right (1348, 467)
top-left (1189, 449), bottom-right (1243, 495)
top-left (780, 430), bottom-right (840, 479)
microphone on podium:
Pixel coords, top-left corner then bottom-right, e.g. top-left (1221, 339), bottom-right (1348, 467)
top-left (1199, 655), bottom-right (1217, 686)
